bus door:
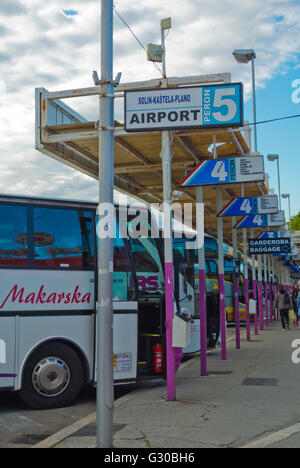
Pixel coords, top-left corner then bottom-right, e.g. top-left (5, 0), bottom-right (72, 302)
top-left (0, 318), bottom-right (16, 389)
top-left (126, 218), bottom-right (166, 379)
top-left (205, 260), bottom-right (220, 348)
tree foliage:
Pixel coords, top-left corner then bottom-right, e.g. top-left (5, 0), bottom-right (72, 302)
top-left (291, 212), bottom-right (300, 231)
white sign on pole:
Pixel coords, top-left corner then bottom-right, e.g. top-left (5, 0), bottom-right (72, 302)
top-left (124, 83), bottom-right (243, 132)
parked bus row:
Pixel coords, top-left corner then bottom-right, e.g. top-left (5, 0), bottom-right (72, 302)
top-left (0, 194), bottom-right (277, 409)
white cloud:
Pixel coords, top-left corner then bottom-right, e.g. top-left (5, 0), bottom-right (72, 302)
top-left (0, 0), bottom-right (299, 200)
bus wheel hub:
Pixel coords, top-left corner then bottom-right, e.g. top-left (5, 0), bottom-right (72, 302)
top-left (32, 358), bottom-right (70, 397)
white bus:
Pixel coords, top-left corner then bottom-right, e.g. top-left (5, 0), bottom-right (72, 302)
top-left (0, 194), bottom-right (195, 409)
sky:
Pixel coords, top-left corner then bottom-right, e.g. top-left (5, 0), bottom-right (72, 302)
top-left (0, 0), bottom-right (300, 221)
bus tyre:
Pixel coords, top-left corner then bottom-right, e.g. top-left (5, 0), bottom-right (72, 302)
top-left (19, 342), bottom-right (83, 410)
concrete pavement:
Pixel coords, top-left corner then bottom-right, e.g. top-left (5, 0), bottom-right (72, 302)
top-left (34, 321), bottom-right (300, 448)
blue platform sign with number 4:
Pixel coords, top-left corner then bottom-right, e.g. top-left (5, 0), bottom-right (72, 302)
top-left (217, 195), bottom-right (278, 217)
top-left (234, 210), bottom-right (285, 229)
top-left (180, 156), bottom-right (264, 187)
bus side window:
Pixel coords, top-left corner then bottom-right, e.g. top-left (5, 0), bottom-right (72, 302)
top-left (0, 204), bottom-right (29, 266)
top-left (32, 207), bottom-right (94, 268)
top-left (113, 232), bottom-right (135, 302)
top-left (207, 260), bottom-right (218, 278)
top-left (95, 219), bottom-right (135, 302)
top-left (128, 235), bottom-right (164, 296)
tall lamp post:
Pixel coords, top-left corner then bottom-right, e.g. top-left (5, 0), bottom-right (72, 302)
top-left (282, 193), bottom-right (291, 228)
top-left (267, 154), bottom-right (281, 209)
top-left (233, 49), bottom-right (257, 337)
top-left (232, 49), bottom-right (257, 151)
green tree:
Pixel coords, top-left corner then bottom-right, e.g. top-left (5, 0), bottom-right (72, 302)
top-left (291, 212), bottom-right (300, 231)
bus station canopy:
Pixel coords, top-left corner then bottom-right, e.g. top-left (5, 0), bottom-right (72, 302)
top-left (36, 82), bottom-right (271, 247)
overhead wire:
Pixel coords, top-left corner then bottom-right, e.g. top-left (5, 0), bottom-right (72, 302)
top-left (113, 5), bottom-right (163, 77)
top-left (247, 113), bottom-right (300, 126)
top-left (113, 6), bottom-right (300, 129)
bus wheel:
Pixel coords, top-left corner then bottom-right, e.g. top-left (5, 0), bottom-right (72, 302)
top-left (19, 342), bottom-right (83, 410)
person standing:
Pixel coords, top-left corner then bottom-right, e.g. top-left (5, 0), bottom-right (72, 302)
top-left (273, 286), bottom-right (293, 331)
top-left (297, 292), bottom-right (300, 327)
top-left (292, 289), bottom-right (299, 327)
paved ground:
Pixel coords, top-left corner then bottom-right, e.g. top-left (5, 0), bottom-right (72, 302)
top-left (31, 321), bottom-right (300, 449)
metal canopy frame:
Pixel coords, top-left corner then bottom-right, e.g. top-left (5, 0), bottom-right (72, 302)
top-left (35, 73), bottom-right (271, 247)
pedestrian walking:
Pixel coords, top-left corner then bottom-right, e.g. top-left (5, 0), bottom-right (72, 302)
top-left (273, 286), bottom-right (293, 331)
top-left (292, 289), bottom-right (299, 327)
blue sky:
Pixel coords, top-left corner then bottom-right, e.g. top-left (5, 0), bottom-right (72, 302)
top-left (242, 60), bottom-right (300, 218)
top-left (0, 0), bottom-right (299, 225)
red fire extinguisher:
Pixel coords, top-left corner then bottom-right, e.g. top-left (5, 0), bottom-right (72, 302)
top-left (153, 343), bottom-right (163, 373)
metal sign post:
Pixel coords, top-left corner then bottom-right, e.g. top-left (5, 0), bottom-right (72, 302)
top-left (217, 187), bottom-right (227, 360)
top-left (97, 0), bottom-right (114, 448)
top-left (258, 255), bottom-right (264, 330)
top-left (243, 228), bottom-right (251, 341)
top-left (160, 20), bottom-right (176, 402)
top-left (264, 254), bottom-right (269, 327)
top-left (241, 184), bottom-right (250, 342)
top-left (196, 187), bottom-right (207, 376)
top-left (232, 217), bottom-right (240, 349)
top-left (250, 229), bottom-right (258, 335)
top-left (268, 255), bottom-right (273, 323)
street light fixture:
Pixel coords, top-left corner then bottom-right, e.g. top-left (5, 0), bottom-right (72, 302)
top-left (233, 49), bottom-right (257, 151)
top-left (282, 193), bottom-right (291, 228)
top-left (267, 154), bottom-right (281, 209)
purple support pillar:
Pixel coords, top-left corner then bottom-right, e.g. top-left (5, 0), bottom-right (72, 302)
top-left (245, 278), bottom-right (250, 341)
top-left (234, 275), bottom-right (240, 349)
top-left (219, 274), bottom-right (227, 360)
top-left (199, 269), bottom-right (207, 376)
top-left (217, 187), bottom-right (226, 361)
top-left (271, 283), bottom-right (274, 321)
top-left (196, 187), bottom-right (207, 377)
top-left (258, 280), bottom-right (264, 330)
top-left (268, 257), bottom-right (273, 324)
top-left (252, 279), bottom-right (258, 335)
top-left (243, 229), bottom-right (250, 342)
top-left (258, 255), bottom-right (264, 330)
top-left (265, 281), bottom-right (269, 327)
top-left (165, 262), bottom-right (175, 401)
top-left (232, 219), bottom-right (240, 350)
top-left (264, 255), bottom-right (269, 327)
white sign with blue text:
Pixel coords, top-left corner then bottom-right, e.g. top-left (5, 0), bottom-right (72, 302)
top-left (217, 195), bottom-right (278, 217)
top-left (234, 210), bottom-right (286, 229)
top-left (124, 83), bottom-right (243, 132)
top-left (180, 156), bottom-right (264, 187)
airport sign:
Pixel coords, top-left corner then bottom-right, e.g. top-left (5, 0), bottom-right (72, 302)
top-left (124, 83), bottom-right (243, 132)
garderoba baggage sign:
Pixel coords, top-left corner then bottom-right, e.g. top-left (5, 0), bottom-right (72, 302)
top-left (124, 83), bottom-right (243, 132)
top-left (248, 238), bottom-right (291, 255)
